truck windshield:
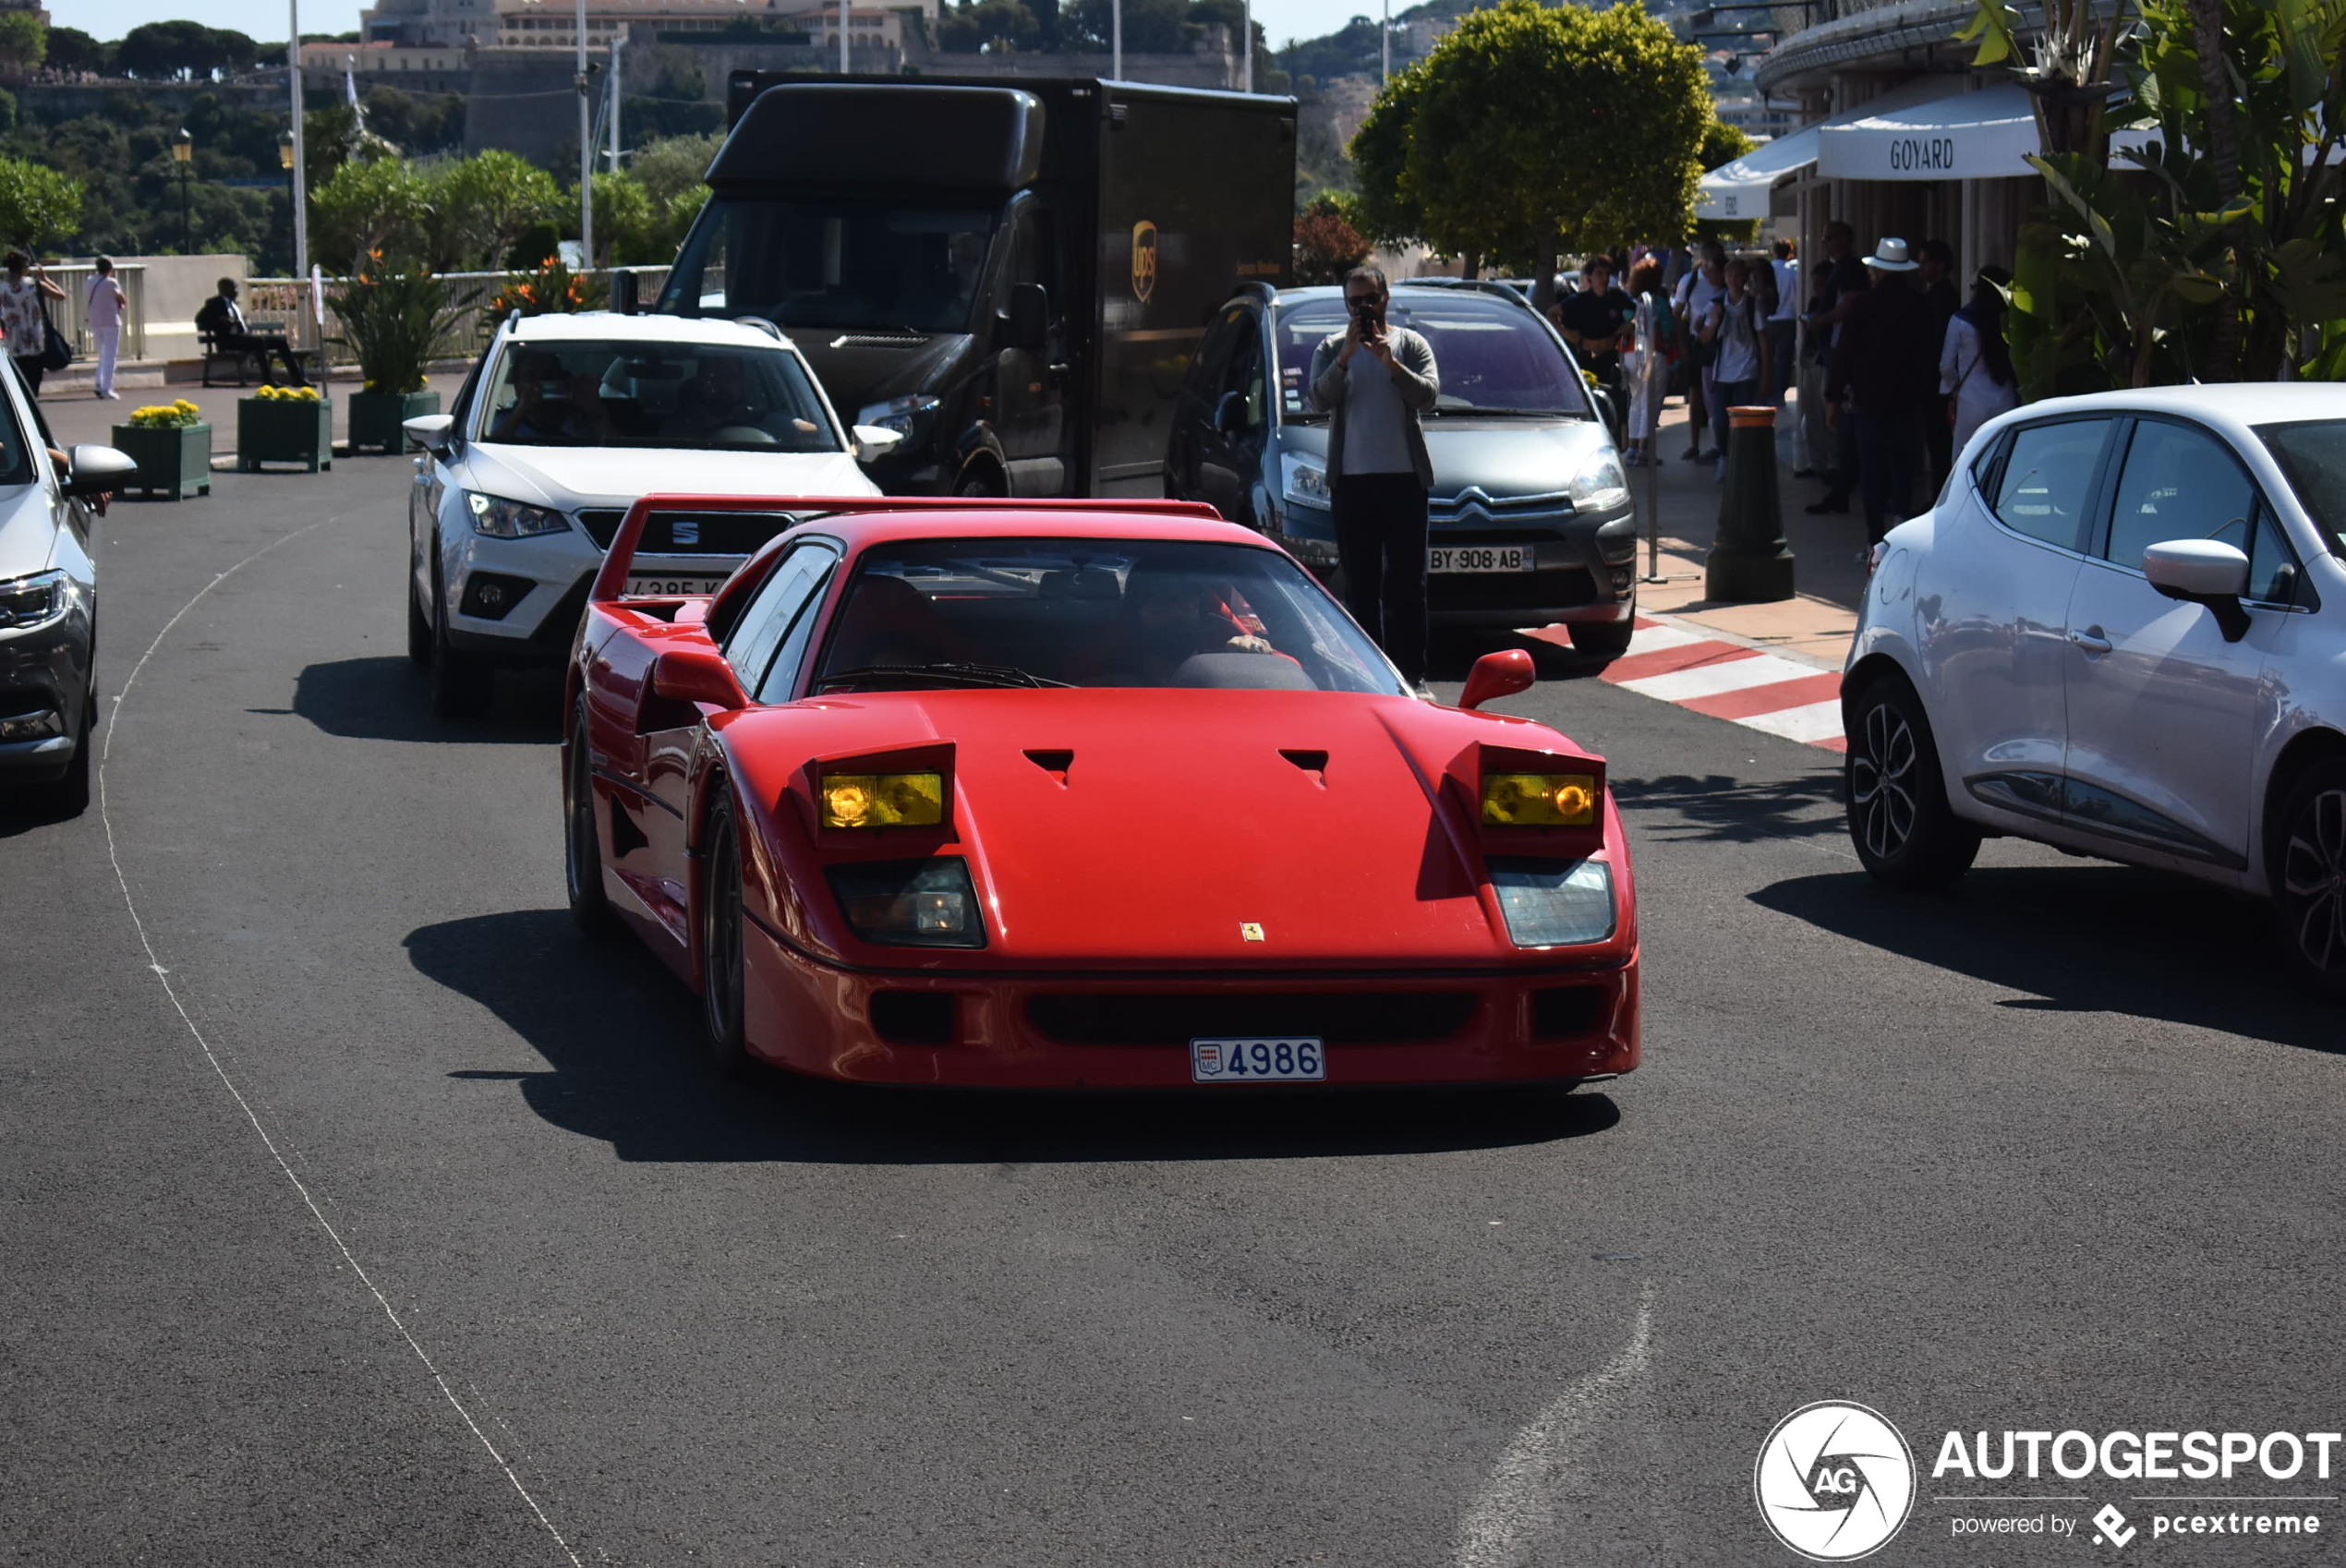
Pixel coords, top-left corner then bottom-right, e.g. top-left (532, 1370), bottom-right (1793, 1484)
top-left (660, 197), bottom-right (998, 335)
top-left (1273, 294), bottom-right (1595, 419)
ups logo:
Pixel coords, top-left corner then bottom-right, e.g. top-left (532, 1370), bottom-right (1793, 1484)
top-left (1131, 221), bottom-right (1158, 304)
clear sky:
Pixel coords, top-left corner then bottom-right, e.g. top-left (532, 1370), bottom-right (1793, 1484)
top-left (78, 0), bottom-right (1382, 53)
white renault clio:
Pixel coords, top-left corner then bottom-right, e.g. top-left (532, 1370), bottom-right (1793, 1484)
top-left (405, 311), bottom-right (892, 715)
top-left (1844, 385), bottom-right (2346, 991)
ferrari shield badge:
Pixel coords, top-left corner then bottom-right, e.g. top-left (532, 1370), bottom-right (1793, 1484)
top-left (1240, 923), bottom-right (1264, 942)
top-left (1131, 221), bottom-right (1158, 304)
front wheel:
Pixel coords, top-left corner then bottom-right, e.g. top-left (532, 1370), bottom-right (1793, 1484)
top-left (1844, 671), bottom-right (1979, 889)
top-left (700, 790), bottom-right (754, 1079)
top-left (2271, 759), bottom-right (2346, 997)
top-left (1567, 616), bottom-right (1636, 659)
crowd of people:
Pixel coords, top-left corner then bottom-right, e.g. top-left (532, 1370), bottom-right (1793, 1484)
top-left (1549, 224), bottom-right (2019, 555)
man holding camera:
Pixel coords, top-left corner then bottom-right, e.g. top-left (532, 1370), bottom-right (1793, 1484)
top-left (1307, 265), bottom-right (1441, 691)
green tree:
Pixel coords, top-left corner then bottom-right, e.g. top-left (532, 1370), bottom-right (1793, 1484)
top-left (0, 156), bottom-right (83, 248)
top-left (1294, 193), bottom-right (1370, 285)
top-left (431, 149), bottom-right (562, 271)
top-left (587, 170), bottom-right (668, 265)
top-left (118, 21), bottom-right (248, 80)
top-left (629, 131), bottom-right (721, 211)
top-left (935, 0), bottom-right (1043, 51)
top-left (310, 153), bottom-right (430, 273)
top-left (46, 25), bottom-right (108, 75)
top-left (1353, 1), bottom-right (1711, 292)
top-left (0, 14), bottom-right (46, 77)
top-left (1348, 60), bottom-right (1428, 250)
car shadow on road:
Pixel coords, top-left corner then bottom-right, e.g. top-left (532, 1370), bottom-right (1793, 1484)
top-left (1614, 769), bottom-right (1845, 844)
top-left (292, 657), bottom-right (564, 743)
top-left (1426, 629), bottom-right (1610, 684)
top-left (407, 908), bottom-right (1622, 1163)
top-left (1753, 865), bottom-right (2343, 1055)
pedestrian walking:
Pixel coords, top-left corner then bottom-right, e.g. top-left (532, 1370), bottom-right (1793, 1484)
top-left (1826, 238), bottom-right (1940, 548)
top-left (1941, 263), bottom-right (2020, 457)
top-left (1308, 264), bottom-right (1440, 691)
top-left (1767, 239), bottom-right (1799, 405)
top-left (1622, 256), bottom-right (1675, 468)
top-left (1699, 258), bottom-right (1772, 484)
top-left (1674, 242), bottom-right (1726, 463)
top-left (1917, 239), bottom-right (1960, 491)
top-left (0, 252), bottom-right (66, 396)
top-left (86, 258), bottom-right (126, 401)
top-left (1799, 221), bottom-right (1869, 512)
top-left (1558, 254), bottom-right (1634, 411)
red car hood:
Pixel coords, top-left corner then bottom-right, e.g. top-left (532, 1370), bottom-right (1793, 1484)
top-left (728, 689), bottom-right (1609, 971)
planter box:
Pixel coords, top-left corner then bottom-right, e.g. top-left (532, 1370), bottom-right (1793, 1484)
top-left (109, 422), bottom-right (212, 501)
top-left (236, 396), bottom-right (333, 473)
top-left (347, 388), bottom-right (441, 455)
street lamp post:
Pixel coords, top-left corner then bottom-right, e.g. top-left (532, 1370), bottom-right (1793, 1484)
top-left (1381, 0), bottom-right (1389, 82)
top-left (576, 0), bottom-right (593, 266)
top-left (171, 127), bottom-right (193, 254)
top-left (278, 130), bottom-right (296, 276)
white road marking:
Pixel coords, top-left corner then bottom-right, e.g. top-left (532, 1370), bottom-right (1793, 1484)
top-left (1616, 652), bottom-right (1821, 702)
top-left (1455, 1283), bottom-right (1656, 1568)
top-left (99, 515), bottom-right (583, 1568)
top-left (1738, 698), bottom-right (1846, 744)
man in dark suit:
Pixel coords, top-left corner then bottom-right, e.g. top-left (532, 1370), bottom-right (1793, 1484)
top-left (196, 278), bottom-right (307, 385)
top-left (1826, 238), bottom-right (1940, 548)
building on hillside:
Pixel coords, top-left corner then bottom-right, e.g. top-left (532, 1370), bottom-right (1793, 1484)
top-left (347, 0), bottom-right (940, 50)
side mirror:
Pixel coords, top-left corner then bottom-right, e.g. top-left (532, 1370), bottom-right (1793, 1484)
top-left (64, 443), bottom-right (139, 498)
top-left (1004, 282), bottom-right (1048, 353)
top-left (612, 270), bottom-right (639, 316)
top-left (2143, 538), bottom-right (2252, 642)
top-left (1458, 648), bottom-right (1536, 710)
top-left (650, 646), bottom-right (749, 711)
top-left (404, 413), bottom-right (456, 453)
top-left (1213, 390), bottom-right (1251, 439)
top-left (851, 425), bottom-right (906, 463)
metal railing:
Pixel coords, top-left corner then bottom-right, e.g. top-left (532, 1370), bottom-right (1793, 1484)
top-left (42, 264), bottom-right (149, 362)
top-left (241, 265), bottom-right (672, 368)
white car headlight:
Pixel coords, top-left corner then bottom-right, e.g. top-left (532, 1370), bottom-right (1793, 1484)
top-left (855, 395), bottom-right (939, 437)
top-left (1488, 856), bottom-right (1615, 947)
top-left (0, 569), bottom-right (68, 632)
top-left (1280, 452), bottom-right (1332, 511)
top-left (466, 491), bottom-right (571, 539)
top-left (1566, 451), bottom-right (1631, 515)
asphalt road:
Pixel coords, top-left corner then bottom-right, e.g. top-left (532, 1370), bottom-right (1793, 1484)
top-left (7, 404), bottom-right (2343, 1567)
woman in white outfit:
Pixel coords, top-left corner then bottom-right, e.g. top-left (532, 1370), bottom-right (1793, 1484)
top-left (86, 258), bottom-right (127, 400)
top-left (1940, 263), bottom-right (2020, 458)
top-left (1621, 256), bottom-right (1673, 467)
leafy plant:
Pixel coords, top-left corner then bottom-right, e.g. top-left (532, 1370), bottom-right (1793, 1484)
top-left (329, 266), bottom-right (474, 395)
top-left (0, 155), bottom-right (81, 249)
top-left (488, 255), bottom-right (607, 319)
top-left (253, 383), bottom-right (320, 402)
top-left (1293, 194), bottom-right (1370, 286)
top-left (309, 154), bottom-right (430, 275)
top-left (127, 397), bottom-right (203, 428)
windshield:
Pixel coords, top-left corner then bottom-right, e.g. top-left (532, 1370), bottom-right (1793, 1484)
top-left (1274, 293), bottom-right (1593, 419)
top-left (477, 340), bottom-right (840, 452)
top-left (2257, 420), bottom-right (2346, 550)
top-left (659, 196), bottom-right (998, 335)
top-left (812, 537), bottom-right (1404, 695)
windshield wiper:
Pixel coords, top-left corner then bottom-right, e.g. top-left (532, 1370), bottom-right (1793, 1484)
top-left (816, 661), bottom-right (1072, 692)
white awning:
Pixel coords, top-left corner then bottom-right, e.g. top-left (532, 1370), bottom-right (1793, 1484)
top-left (1817, 82), bottom-right (2160, 180)
top-left (1696, 76), bottom-right (1957, 220)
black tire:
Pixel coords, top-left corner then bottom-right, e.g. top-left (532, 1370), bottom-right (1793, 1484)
top-left (1567, 616), bottom-right (1636, 659)
top-left (430, 586), bottom-right (492, 718)
top-left (23, 689), bottom-right (93, 817)
top-left (407, 578), bottom-right (434, 669)
top-left (2269, 758), bottom-right (2346, 997)
top-left (699, 790), bottom-right (754, 1079)
top-left (563, 701), bottom-right (615, 936)
top-left (1844, 670), bottom-right (1980, 890)
top-left (953, 463), bottom-right (1004, 498)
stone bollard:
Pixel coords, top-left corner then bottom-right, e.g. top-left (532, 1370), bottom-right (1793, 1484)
top-left (1705, 404), bottom-right (1796, 603)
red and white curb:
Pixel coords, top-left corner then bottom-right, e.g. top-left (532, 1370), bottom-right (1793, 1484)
top-left (1527, 618), bottom-right (1848, 752)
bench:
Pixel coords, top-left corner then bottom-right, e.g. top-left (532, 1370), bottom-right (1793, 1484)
top-left (200, 325), bottom-right (320, 388)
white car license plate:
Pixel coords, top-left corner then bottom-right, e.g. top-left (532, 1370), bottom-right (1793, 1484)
top-left (625, 573), bottom-right (728, 597)
top-left (1430, 546), bottom-right (1535, 573)
top-left (1191, 1038), bottom-right (1325, 1083)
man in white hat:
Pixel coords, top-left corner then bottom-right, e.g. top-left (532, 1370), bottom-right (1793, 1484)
top-left (1825, 237), bottom-right (1940, 548)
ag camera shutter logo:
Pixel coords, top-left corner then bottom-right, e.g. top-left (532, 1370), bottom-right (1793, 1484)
top-left (1755, 1401), bottom-right (1917, 1561)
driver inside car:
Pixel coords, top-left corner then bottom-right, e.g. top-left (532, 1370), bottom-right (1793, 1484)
top-left (489, 352), bottom-right (613, 444)
top-left (1070, 571), bottom-right (1278, 685)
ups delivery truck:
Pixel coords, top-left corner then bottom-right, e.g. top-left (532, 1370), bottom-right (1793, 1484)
top-left (655, 75), bottom-right (1295, 498)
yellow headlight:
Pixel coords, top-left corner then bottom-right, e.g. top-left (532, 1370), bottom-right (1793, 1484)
top-left (1481, 772), bottom-right (1599, 827)
top-left (819, 770), bottom-right (945, 828)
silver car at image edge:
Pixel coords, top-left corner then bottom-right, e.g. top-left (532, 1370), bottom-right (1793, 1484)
top-left (1843, 383), bottom-right (2346, 990)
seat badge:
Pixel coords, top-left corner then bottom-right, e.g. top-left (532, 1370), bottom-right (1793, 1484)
top-left (1240, 923), bottom-right (1265, 942)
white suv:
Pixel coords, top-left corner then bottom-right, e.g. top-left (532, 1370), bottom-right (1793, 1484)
top-left (1844, 385), bottom-right (2346, 990)
top-left (405, 311), bottom-right (889, 715)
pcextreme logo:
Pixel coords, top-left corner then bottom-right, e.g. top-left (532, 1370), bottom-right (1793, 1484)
top-left (1131, 220), bottom-right (1158, 304)
top-left (1756, 1401), bottom-right (1918, 1562)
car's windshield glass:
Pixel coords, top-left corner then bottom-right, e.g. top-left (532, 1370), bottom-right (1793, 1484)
top-left (2256, 420), bottom-right (2346, 549)
top-left (658, 197), bottom-right (998, 335)
top-left (811, 537), bottom-right (1403, 695)
top-left (477, 340), bottom-right (839, 452)
top-left (1273, 293), bottom-right (1592, 419)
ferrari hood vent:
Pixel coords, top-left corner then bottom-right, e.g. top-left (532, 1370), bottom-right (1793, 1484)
top-left (1024, 748), bottom-right (1073, 785)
